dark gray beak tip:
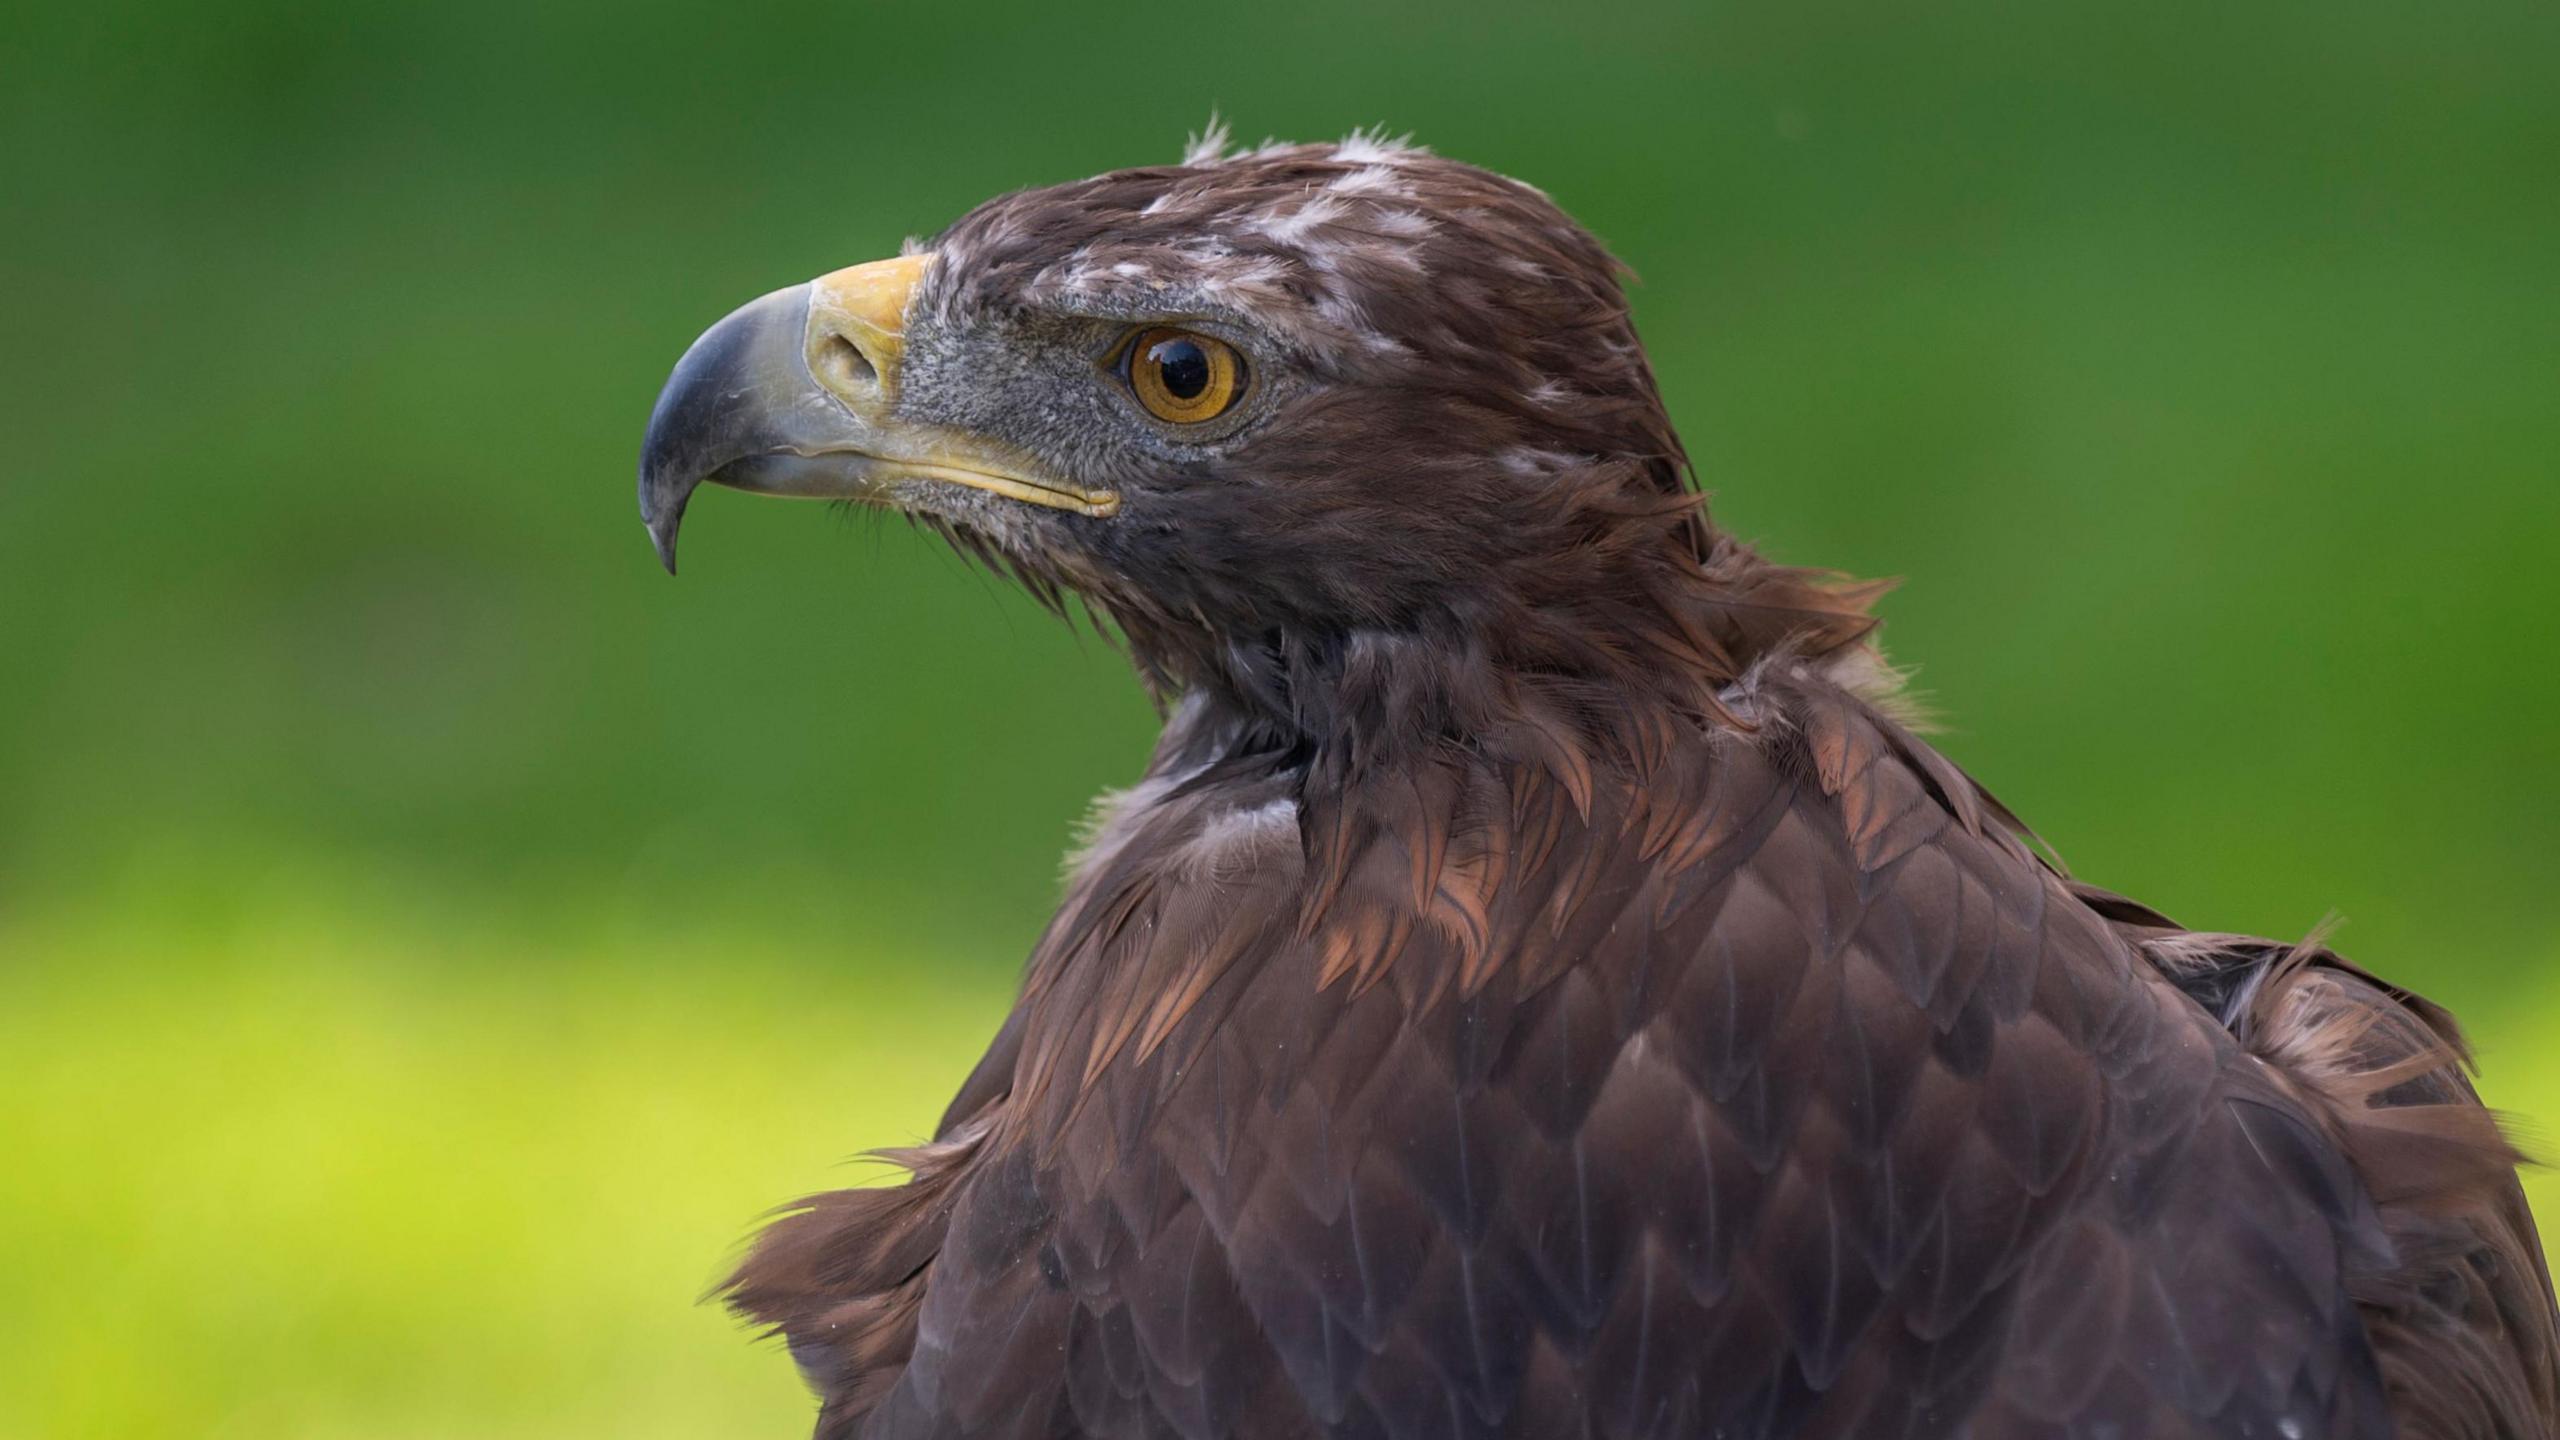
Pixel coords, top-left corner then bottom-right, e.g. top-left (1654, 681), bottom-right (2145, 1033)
top-left (634, 282), bottom-right (819, 579)
top-left (648, 511), bottom-right (682, 575)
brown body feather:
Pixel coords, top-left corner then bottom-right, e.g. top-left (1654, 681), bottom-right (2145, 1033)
top-left (728, 620), bottom-right (2556, 1438)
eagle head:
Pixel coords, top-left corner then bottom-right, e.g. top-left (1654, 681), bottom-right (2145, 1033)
top-left (638, 135), bottom-right (1748, 720)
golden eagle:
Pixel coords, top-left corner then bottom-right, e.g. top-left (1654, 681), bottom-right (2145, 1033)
top-left (637, 133), bottom-right (2557, 1439)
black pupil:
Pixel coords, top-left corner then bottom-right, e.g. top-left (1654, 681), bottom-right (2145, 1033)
top-left (1149, 338), bottom-right (1211, 400)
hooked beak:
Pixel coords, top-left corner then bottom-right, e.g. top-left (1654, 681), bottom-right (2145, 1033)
top-left (635, 252), bottom-right (1117, 574)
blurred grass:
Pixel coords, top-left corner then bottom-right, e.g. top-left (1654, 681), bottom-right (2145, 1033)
top-left (3, 0), bottom-right (2556, 1434)
top-left (0, 867), bottom-right (1013, 1438)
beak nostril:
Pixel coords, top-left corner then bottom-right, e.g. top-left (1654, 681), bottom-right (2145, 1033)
top-left (806, 255), bottom-right (931, 407)
top-left (815, 332), bottom-right (877, 392)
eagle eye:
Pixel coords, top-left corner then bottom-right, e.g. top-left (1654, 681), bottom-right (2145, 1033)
top-left (1116, 327), bottom-right (1246, 425)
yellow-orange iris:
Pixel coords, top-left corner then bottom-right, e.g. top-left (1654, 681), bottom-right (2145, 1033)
top-left (1122, 327), bottom-right (1245, 424)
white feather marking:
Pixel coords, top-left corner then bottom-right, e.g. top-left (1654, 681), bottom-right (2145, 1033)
top-left (1499, 446), bottom-right (1577, 475)
top-left (1335, 126), bottom-right (1425, 164)
top-left (1327, 165), bottom-right (1411, 199)
top-left (1182, 115), bottom-right (1233, 167)
top-left (1248, 193), bottom-right (1350, 246)
top-left (1066, 771), bottom-right (1190, 884)
top-left (1066, 776), bottom-right (1299, 890)
top-left (1177, 798), bottom-right (1302, 883)
top-left (1363, 207), bottom-right (1435, 238)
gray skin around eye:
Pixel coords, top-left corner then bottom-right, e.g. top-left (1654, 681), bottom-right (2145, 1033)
top-left (901, 307), bottom-right (1277, 499)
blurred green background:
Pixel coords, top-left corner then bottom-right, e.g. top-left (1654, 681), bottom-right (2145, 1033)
top-left (3, 0), bottom-right (2555, 1434)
